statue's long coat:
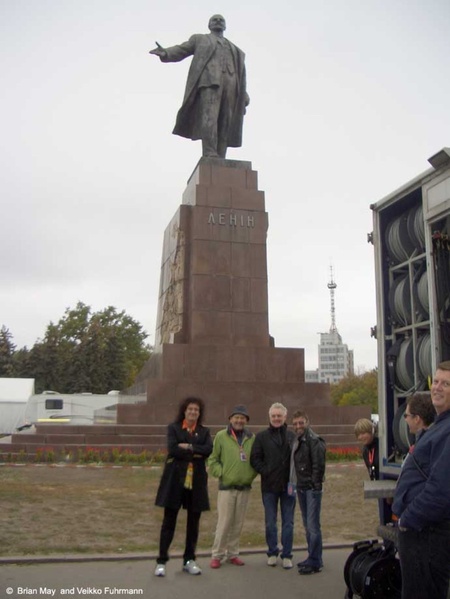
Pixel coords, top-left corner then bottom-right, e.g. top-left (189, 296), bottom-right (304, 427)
top-left (161, 33), bottom-right (247, 148)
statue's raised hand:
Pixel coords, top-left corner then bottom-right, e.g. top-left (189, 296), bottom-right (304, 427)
top-left (149, 41), bottom-right (166, 58)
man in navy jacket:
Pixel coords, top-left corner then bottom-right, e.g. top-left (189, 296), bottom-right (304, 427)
top-left (393, 360), bottom-right (450, 599)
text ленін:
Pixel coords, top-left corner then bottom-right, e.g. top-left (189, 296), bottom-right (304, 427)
top-left (208, 212), bottom-right (255, 227)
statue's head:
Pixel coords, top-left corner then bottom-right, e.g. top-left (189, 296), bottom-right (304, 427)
top-left (208, 14), bottom-right (226, 33)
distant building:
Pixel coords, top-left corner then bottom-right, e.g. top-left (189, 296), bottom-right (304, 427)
top-left (317, 330), bottom-right (354, 384)
top-left (305, 369), bottom-right (319, 382)
top-left (306, 267), bottom-right (355, 384)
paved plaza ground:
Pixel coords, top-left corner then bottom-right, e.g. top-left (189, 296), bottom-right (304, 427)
top-left (1, 548), bottom-right (353, 599)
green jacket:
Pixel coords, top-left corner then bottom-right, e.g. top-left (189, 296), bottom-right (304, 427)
top-left (208, 426), bottom-right (257, 489)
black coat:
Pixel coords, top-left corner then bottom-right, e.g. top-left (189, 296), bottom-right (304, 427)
top-left (293, 428), bottom-right (326, 491)
top-left (250, 424), bottom-right (295, 493)
top-left (162, 33), bottom-right (247, 148)
top-left (362, 437), bottom-right (379, 481)
top-left (155, 422), bottom-right (213, 512)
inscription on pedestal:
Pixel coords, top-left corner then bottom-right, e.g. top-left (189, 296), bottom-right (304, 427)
top-left (208, 212), bottom-right (255, 227)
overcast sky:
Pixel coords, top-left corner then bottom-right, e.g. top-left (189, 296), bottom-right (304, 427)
top-left (1, 0), bottom-right (449, 371)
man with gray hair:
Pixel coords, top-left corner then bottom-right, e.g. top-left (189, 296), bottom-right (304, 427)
top-left (250, 403), bottom-right (296, 568)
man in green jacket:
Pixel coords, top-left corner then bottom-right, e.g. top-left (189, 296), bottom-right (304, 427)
top-left (208, 405), bottom-right (256, 568)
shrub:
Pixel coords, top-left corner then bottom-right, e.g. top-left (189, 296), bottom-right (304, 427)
top-left (78, 447), bottom-right (101, 464)
top-left (326, 446), bottom-right (361, 462)
top-left (35, 447), bottom-right (56, 463)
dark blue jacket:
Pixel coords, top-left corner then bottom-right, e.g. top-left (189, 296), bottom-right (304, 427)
top-left (393, 409), bottom-right (450, 530)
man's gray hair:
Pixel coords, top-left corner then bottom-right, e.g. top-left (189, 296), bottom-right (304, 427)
top-left (269, 402), bottom-right (287, 416)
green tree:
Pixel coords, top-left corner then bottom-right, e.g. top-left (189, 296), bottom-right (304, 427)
top-left (26, 324), bottom-right (71, 392)
top-left (330, 369), bottom-right (378, 412)
top-left (0, 326), bottom-right (16, 376)
top-left (11, 346), bottom-right (31, 377)
top-left (20, 302), bottom-right (151, 394)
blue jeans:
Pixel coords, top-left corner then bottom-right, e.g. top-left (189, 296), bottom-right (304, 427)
top-left (298, 489), bottom-right (323, 568)
top-left (262, 491), bottom-right (295, 558)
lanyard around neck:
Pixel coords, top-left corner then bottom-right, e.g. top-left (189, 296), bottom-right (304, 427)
top-left (230, 427), bottom-right (244, 448)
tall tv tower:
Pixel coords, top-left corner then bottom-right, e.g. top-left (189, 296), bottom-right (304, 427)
top-left (328, 265), bottom-right (338, 334)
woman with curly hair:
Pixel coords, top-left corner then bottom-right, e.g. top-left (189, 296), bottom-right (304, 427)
top-left (154, 397), bottom-right (212, 577)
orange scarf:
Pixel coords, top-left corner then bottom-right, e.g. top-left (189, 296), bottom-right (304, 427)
top-left (182, 419), bottom-right (197, 434)
top-left (182, 420), bottom-right (196, 490)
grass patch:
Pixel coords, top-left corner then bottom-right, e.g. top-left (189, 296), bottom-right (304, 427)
top-left (0, 462), bottom-right (379, 557)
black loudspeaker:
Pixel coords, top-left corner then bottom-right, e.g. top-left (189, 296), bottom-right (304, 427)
top-left (343, 539), bottom-right (401, 598)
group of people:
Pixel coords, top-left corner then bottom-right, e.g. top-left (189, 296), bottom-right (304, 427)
top-left (154, 401), bottom-right (325, 577)
top-left (152, 360), bottom-right (450, 597)
top-left (355, 360), bottom-right (450, 599)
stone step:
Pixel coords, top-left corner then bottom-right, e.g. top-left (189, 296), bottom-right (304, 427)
top-left (32, 422), bottom-right (356, 436)
top-left (2, 432), bottom-right (359, 458)
top-left (2, 418), bottom-right (361, 460)
top-left (34, 424), bottom-right (168, 435)
top-left (0, 442), bottom-right (165, 456)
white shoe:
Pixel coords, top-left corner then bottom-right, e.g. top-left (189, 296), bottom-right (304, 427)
top-left (183, 560), bottom-right (202, 575)
top-left (267, 555), bottom-right (277, 567)
top-left (154, 564), bottom-right (166, 577)
top-left (282, 558), bottom-right (293, 569)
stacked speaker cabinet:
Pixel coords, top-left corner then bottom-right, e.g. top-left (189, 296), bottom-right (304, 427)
top-left (371, 148), bottom-right (450, 477)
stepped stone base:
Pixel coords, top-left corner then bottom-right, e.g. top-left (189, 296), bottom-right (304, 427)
top-left (119, 158), bottom-right (339, 426)
top-left (1, 404), bottom-right (371, 458)
top-left (118, 379), bottom-right (332, 426)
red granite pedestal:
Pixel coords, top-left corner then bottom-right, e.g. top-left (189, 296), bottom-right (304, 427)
top-left (119, 158), bottom-right (333, 425)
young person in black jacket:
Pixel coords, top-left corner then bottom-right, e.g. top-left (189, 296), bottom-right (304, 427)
top-left (290, 410), bottom-right (326, 575)
top-left (354, 418), bottom-right (379, 481)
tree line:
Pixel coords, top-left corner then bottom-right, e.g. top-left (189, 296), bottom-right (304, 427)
top-left (330, 369), bottom-right (378, 412)
top-left (1, 301), bottom-right (376, 406)
top-left (0, 302), bottom-right (152, 394)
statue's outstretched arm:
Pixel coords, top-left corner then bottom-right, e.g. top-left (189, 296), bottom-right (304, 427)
top-left (149, 41), bottom-right (167, 59)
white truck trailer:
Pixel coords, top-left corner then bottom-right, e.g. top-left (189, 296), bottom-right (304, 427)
top-left (370, 147), bottom-right (450, 479)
